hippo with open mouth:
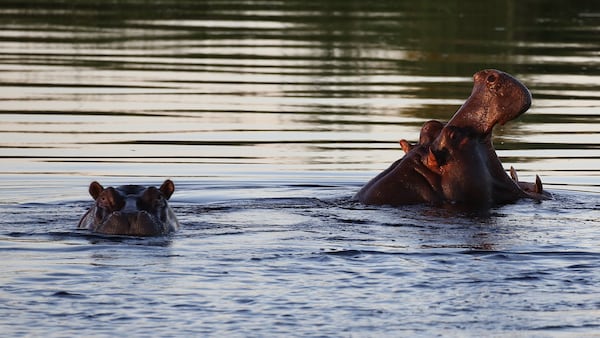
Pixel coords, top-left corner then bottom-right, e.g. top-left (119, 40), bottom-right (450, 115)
top-left (78, 180), bottom-right (180, 236)
top-left (354, 69), bottom-right (552, 209)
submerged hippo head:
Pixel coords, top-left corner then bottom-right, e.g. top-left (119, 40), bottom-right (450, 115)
top-left (78, 180), bottom-right (180, 236)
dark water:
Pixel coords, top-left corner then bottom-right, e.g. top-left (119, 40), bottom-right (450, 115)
top-left (1, 1), bottom-right (599, 336)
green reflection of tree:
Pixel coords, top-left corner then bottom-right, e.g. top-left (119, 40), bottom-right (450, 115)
top-left (2, 0), bottom-right (598, 74)
top-left (2, 0), bottom-right (598, 102)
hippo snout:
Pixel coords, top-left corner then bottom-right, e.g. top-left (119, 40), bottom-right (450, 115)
top-left (95, 210), bottom-right (160, 236)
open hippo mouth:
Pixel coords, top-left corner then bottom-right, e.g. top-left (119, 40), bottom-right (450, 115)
top-left (429, 148), bottom-right (450, 167)
top-left (427, 126), bottom-right (478, 169)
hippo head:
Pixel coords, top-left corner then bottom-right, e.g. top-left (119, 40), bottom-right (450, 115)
top-left (78, 180), bottom-right (180, 236)
top-left (399, 120), bottom-right (445, 154)
top-left (447, 69), bottom-right (532, 136)
top-left (418, 120), bottom-right (445, 146)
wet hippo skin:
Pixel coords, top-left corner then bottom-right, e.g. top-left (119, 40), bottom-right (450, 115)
top-left (427, 126), bottom-right (493, 209)
top-left (354, 69), bottom-right (551, 209)
top-left (356, 120), bottom-right (445, 206)
top-left (78, 180), bottom-right (180, 236)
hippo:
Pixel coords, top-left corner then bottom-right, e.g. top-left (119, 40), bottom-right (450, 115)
top-left (356, 120), bottom-right (445, 206)
top-left (354, 69), bottom-right (552, 209)
top-left (78, 180), bottom-right (180, 236)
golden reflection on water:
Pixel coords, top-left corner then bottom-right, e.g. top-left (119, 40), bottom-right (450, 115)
top-left (0, 0), bottom-right (599, 203)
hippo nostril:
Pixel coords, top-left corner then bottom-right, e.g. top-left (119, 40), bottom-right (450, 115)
top-left (487, 74), bottom-right (497, 83)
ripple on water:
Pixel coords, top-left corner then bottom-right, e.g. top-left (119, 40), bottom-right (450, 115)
top-left (1, 0), bottom-right (600, 336)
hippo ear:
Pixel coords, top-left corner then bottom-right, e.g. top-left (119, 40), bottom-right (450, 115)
top-left (159, 179), bottom-right (175, 200)
top-left (89, 181), bottom-right (104, 200)
top-left (535, 175), bottom-right (543, 194)
top-left (399, 139), bottom-right (412, 154)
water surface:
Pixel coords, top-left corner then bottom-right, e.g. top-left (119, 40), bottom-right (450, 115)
top-left (1, 1), bottom-right (599, 336)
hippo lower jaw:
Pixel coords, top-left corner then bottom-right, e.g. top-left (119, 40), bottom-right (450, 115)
top-left (94, 211), bottom-right (168, 236)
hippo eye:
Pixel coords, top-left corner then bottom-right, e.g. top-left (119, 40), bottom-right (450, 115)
top-left (98, 196), bottom-right (107, 205)
top-left (449, 130), bottom-right (458, 141)
top-left (487, 74), bottom-right (497, 83)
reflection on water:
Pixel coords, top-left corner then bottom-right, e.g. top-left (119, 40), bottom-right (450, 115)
top-left (1, 191), bottom-right (600, 336)
top-left (0, 0), bottom-right (599, 336)
top-left (1, 0), bottom-right (598, 202)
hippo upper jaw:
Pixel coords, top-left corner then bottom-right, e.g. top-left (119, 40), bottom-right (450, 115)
top-left (447, 69), bottom-right (532, 136)
top-left (93, 210), bottom-right (171, 236)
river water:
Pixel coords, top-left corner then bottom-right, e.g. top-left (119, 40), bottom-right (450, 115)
top-left (1, 1), bottom-right (599, 336)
